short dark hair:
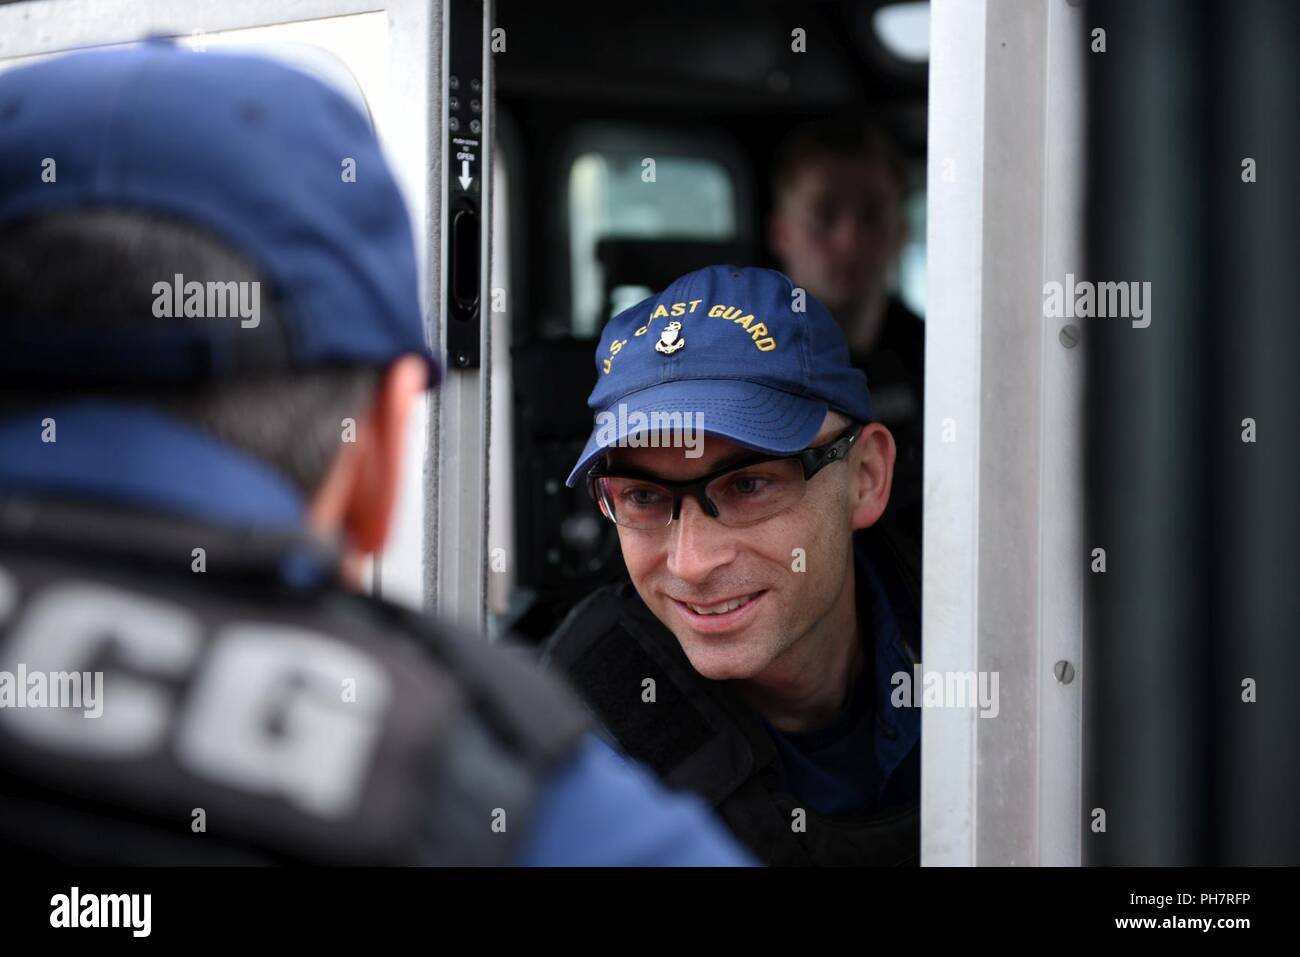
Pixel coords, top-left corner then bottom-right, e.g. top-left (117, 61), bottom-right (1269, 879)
top-left (0, 209), bottom-right (381, 495)
top-left (771, 119), bottom-right (909, 201)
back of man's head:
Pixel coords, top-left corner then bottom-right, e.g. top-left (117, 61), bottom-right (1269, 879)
top-left (0, 209), bottom-right (379, 495)
top-left (0, 42), bottom-right (437, 546)
top-left (0, 209), bottom-right (382, 496)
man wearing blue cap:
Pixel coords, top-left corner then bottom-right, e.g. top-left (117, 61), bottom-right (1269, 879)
top-left (0, 42), bottom-right (750, 866)
top-left (543, 265), bottom-right (921, 866)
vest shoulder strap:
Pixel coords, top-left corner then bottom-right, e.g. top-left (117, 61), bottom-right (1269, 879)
top-left (543, 582), bottom-right (771, 804)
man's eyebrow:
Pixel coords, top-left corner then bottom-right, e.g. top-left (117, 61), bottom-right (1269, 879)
top-left (655, 449), bottom-right (794, 481)
top-left (711, 447), bottom-right (763, 471)
top-left (605, 447), bottom-right (758, 482)
top-left (606, 430), bottom-right (842, 480)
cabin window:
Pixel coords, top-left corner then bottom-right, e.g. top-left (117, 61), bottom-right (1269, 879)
top-left (899, 186), bottom-right (927, 318)
top-left (567, 143), bottom-right (738, 336)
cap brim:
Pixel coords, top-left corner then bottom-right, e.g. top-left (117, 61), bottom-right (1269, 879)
top-left (565, 379), bottom-right (829, 487)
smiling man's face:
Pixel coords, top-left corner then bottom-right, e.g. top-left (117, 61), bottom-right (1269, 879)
top-left (607, 413), bottom-right (895, 682)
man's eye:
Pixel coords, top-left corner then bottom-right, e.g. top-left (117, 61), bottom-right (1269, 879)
top-left (812, 207), bottom-right (838, 231)
top-left (623, 486), bottom-right (668, 507)
top-left (727, 475), bottom-right (770, 496)
top-left (858, 203), bottom-right (886, 230)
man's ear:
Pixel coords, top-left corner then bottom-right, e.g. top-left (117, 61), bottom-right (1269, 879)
top-left (848, 423), bottom-right (896, 531)
top-left (339, 355), bottom-right (427, 555)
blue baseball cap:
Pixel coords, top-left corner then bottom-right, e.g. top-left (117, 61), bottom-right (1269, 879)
top-left (566, 265), bottom-right (874, 486)
top-left (0, 39), bottom-right (436, 386)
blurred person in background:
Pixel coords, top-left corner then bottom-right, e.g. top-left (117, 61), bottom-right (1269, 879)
top-left (769, 119), bottom-right (923, 548)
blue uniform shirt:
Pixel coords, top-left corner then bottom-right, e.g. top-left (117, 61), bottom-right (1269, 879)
top-left (0, 401), bottom-right (754, 867)
top-left (763, 533), bottom-right (921, 816)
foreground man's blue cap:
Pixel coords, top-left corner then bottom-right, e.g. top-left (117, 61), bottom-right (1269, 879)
top-left (0, 39), bottom-right (437, 386)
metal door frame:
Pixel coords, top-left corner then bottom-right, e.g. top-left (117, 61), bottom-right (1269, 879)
top-left (923, 0), bottom-right (1086, 866)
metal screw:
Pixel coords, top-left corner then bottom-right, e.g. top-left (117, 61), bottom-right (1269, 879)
top-left (1059, 324), bottom-right (1080, 349)
top-left (1054, 659), bottom-right (1076, 684)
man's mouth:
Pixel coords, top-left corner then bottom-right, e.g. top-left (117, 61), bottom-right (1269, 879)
top-left (668, 591), bottom-right (766, 632)
top-left (685, 594), bottom-right (755, 615)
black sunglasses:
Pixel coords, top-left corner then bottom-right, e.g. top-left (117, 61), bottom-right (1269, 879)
top-left (587, 424), bottom-right (862, 529)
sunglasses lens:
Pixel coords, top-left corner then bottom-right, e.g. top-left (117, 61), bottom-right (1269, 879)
top-left (705, 458), bottom-right (806, 527)
top-left (592, 455), bottom-right (812, 530)
top-left (593, 476), bottom-right (674, 529)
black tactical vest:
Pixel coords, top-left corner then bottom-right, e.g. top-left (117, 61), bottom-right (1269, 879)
top-left (542, 523), bottom-right (922, 867)
top-left (0, 496), bottom-right (591, 865)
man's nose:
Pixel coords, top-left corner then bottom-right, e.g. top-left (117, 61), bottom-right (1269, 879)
top-left (665, 496), bottom-right (736, 584)
top-left (827, 212), bottom-right (867, 253)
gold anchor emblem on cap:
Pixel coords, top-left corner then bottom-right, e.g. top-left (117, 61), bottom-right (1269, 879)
top-left (655, 320), bottom-right (685, 355)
